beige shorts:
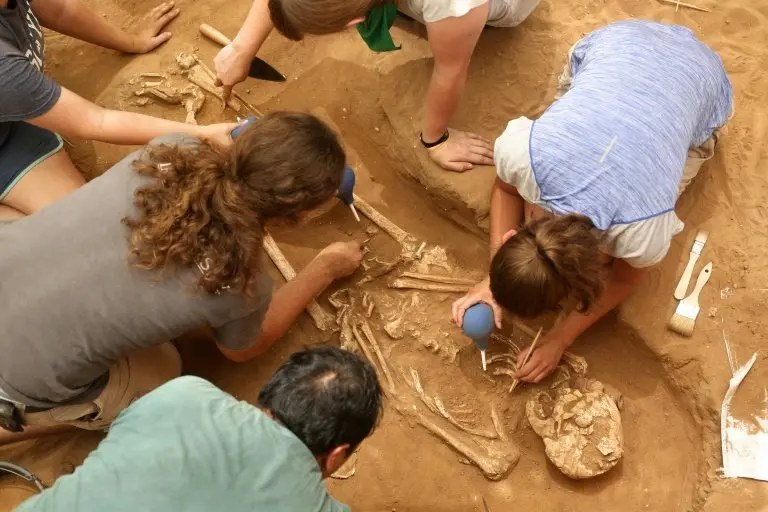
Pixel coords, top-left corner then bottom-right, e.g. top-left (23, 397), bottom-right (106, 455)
top-left (23, 343), bottom-right (181, 430)
top-left (555, 40), bottom-right (733, 197)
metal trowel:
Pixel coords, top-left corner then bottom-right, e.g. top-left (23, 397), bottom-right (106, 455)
top-left (199, 24), bottom-right (285, 82)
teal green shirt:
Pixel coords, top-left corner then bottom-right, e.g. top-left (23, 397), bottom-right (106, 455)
top-left (17, 377), bottom-right (350, 512)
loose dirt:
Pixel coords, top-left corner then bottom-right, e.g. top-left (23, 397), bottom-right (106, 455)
top-left (1, 0), bottom-right (767, 510)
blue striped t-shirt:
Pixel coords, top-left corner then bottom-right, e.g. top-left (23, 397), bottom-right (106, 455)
top-left (530, 20), bottom-right (732, 230)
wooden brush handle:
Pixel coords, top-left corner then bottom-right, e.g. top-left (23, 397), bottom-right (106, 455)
top-left (674, 251), bottom-right (701, 300)
top-left (200, 24), bottom-right (232, 47)
top-left (686, 262), bottom-right (713, 304)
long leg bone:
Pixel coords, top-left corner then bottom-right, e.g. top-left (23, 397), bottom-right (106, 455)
top-left (413, 411), bottom-right (518, 481)
top-left (353, 194), bottom-right (417, 251)
top-left (389, 278), bottom-right (471, 293)
top-left (408, 369), bottom-right (497, 440)
top-left (359, 320), bottom-right (396, 393)
top-left (399, 272), bottom-right (476, 286)
top-left (262, 233), bottom-right (336, 332)
top-left (352, 324), bottom-right (395, 398)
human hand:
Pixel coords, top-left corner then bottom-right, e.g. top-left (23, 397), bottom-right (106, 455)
top-left (427, 129), bottom-right (494, 172)
top-left (515, 336), bottom-right (568, 383)
top-left (125, 2), bottom-right (180, 54)
top-left (452, 278), bottom-right (503, 329)
top-left (316, 241), bottom-right (365, 280)
top-left (197, 122), bottom-right (239, 149)
top-left (214, 43), bottom-right (252, 106)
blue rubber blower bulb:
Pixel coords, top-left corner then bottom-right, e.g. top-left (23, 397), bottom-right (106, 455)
top-left (462, 303), bottom-right (495, 350)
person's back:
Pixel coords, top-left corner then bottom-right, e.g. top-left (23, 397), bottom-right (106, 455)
top-left (16, 376), bottom-right (348, 511)
top-left (17, 346), bottom-right (383, 512)
top-left (0, 134), bottom-right (268, 408)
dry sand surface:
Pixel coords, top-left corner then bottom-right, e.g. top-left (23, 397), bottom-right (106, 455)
top-left (1, 0), bottom-right (767, 510)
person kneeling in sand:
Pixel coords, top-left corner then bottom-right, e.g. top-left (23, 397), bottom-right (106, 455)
top-left (0, 112), bottom-right (363, 442)
top-left (214, 0), bottom-right (540, 172)
top-left (0, 0), bottom-right (235, 221)
top-left (16, 346), bottom-right (382, 511)
top-left (453, 20), bottom-right (733, 383)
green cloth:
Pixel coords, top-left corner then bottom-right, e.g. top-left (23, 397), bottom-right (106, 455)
top-left (357, 4), bottom-right (400, 52)
top-left (17, 377), bottom-right (350, 512)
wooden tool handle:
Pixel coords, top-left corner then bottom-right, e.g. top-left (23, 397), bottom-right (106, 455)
top-left (674, 251), bottom-right (701, 300)
top-left (199, 23), bottom-right (231, 47)
top-left (687, 262), bottom-right (713, 304)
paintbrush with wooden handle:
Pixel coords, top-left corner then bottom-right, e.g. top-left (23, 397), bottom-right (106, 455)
top-left (668, 262), bottom-right (713, 337)
top-left (674, 230), bottom-right (709, 300)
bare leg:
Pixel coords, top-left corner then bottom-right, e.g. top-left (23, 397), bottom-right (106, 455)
top-left (2, 149), bottom-right (85, 215)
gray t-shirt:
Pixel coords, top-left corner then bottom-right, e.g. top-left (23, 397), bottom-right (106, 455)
top-left (0, 0), bottom-right (61, 145)
top-left (0, 134), bottom-right (272, 407)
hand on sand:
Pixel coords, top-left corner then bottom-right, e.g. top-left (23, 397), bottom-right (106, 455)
top-left (515, 336), bottom-right (567, 383)
top-left (125, 2), bottom-right (180, 54)
top-left (452, 278), bottom-right (503, 329)
top-left (316, 241), bottom-right (365, 281)
top-left (198, 122), bottom-right (239, 149)
top-left (427, 129), bottom-right (494, 172)
top-left (214, 43), bottom-right (252, 106)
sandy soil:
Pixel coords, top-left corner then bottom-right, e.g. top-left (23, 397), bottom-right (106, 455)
top-left (1, 0), bottom-right (767, 510)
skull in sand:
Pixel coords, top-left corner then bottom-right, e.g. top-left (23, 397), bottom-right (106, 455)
top-left (526, 378), bottom-right (623, 479)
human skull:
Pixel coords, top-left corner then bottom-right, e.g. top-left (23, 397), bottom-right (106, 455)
top-left (526, 378), bottom-right (623, 479)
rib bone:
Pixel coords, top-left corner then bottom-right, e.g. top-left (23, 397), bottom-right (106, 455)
top-left (262, 233), bottom-right (336, 332)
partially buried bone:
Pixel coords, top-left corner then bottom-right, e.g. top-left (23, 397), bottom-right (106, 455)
top-left (408, 369), bottom-right (497, 440)
top-left (262, 233), bottom-right (337, 332)
top-left (389, 278), bottom-right (471, 293)
top-left (183, 86), bottom-right (205, 125)
top-left (353, 194), bottom-right (417, 252)
top-left (398, 272), bottom-right (476, 286)
top-left (526, 378), bottom-right (623, 479)
top-left (412, 410), bottom-right (519, 481)
top-left (359, 321), bottom-right (396, 394)
top-left (331, 451), bottom-right (358, 480)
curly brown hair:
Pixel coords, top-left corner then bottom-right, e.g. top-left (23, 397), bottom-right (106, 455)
top-left (489, 214), bottom-right (606, 318)
top-left (123, 112), bottom-right (345, 297)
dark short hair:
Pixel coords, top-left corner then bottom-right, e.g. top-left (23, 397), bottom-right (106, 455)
top-left (258, 345), bottom-right (383, 455)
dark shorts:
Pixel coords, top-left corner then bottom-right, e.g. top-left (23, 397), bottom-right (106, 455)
top-left (0, 122), bottom-right (63, 200)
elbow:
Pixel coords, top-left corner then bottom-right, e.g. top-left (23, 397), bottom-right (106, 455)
top-left (218, 331), bottom-right (276, 363)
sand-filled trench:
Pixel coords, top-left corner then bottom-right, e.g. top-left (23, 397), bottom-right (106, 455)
top-left (1, 0), bottom-right (767, 510)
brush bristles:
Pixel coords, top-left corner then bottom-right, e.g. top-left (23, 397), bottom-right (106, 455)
top-left (668, 313), bottom-right (696, 336)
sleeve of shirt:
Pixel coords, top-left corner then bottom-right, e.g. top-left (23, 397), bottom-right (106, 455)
top-left (422, 0), bottom-right (488, 22)
top-left (493, 117), bottom-right (542, 203)
top-left (211, 275), bottom-right (273, 351)
top-left (603, 213), bottom-right (684, 268)
top-left (0, 54), bottom-right (61, 122)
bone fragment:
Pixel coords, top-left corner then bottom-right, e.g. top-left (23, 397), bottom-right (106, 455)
top-left (183, 86), bottom-right (206, 125)
top-left (175, 52), bottom-right (197, 70)
top-left (398, 272), bottom-right (476, 286)
top-left (358, 256), bottom-right (401, 285)
top-left (331, 451), bottom-right (358, 480)
top-left (434, 396), bottom-right (497, 440)
top-left (262, 232), bottom-right (336, 332)
top-left (415, 242), bottom-right (427, 258)
top-left (389, 278), bottom-right (471, 293)
top-left (486, 354), bottom-right (517, 366)
top-left (135, 87), bottom-right (182, 104)
top-left (360, 320), bottom-right (396, 393)
top-left (490, 333), bottom-right (521, 354)
top-left (142, 80), bottom-right (163, 88)
top-left (139, 72), bottom-right (166, 79)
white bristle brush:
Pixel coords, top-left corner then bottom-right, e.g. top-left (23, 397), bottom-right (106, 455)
top-left (674, 230), bottom-right (709, 300)
top-left (668, 262), bottom-right (713, 337)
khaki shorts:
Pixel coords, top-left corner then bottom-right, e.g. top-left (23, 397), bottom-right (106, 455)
top-left (555, 40), bottom-right (733, 197)
top-left (22, 343), bottom-right (181, 430)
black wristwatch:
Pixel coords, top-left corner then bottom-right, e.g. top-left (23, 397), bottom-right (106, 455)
top-left (420, 130), bottom-right (450, 149)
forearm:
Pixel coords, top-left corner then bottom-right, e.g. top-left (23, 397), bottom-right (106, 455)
top-left (552, 262), bottom-right (645, 346)
top-left (232, 0), bottom-right (274, 56)
top-left (220, 261), bottom-right (334, 362)
top-left (33, 0), bottom-right (134, 52)
top-left (421, 66), bottom-right (467, 141)
top-left (94, 110), bottom-right (208, 145)
top-left (489, 179), bottom-right (525, 258)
